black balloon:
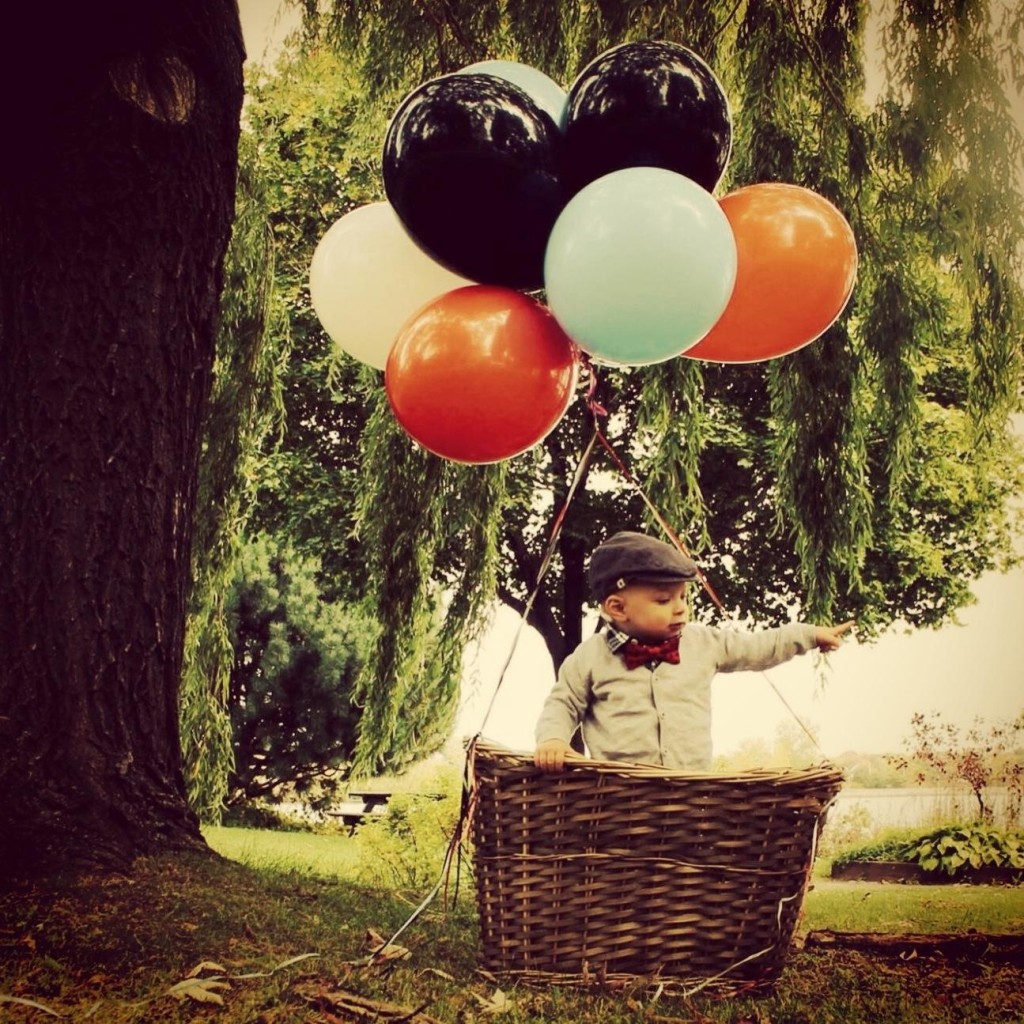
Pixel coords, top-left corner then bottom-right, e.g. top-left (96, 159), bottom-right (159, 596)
top-left (563, 40), bottom-right (732, 195)
top-left (382, 74), bottom-right (566, 291)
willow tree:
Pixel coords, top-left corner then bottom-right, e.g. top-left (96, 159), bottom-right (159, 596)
top-left (195, 47), bottom-right (508, 781)
top-left (304, 0), bottom-right (1023, 771)
top-left (0, 2), bottom-right (245, 876)
top-left (180, 134), bottom-right (288, 822)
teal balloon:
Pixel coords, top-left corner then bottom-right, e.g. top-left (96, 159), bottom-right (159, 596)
top-left (544, 167), bottom-right (737, 366)
top-left (458, 60), bottom-right (568, 131)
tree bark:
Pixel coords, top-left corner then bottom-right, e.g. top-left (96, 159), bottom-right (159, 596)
top-left (0, 1), bottom-right (244, 878)
top-left (804, 930), bottom-right (1024, 966)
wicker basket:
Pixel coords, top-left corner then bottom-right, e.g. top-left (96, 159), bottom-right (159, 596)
top-left (469, 739), bottom-right (843, 995)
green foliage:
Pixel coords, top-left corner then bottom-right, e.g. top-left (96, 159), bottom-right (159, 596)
top-left (226, 534), bottom-right (366, 809)
top-left (241, 47), bottom-right (488, 777)
top-left (829, 826), bottom-right (929, 869)
top-left (347, 761), bottom-right (465, 889)
top-left (899, 823), bottom-right (1024, 876)
top-left (829, 822), bottom-right (1024, 877)
top-left (231, 3), bottom-right (1024, 779)
top-left (243, 48), bottom-right (382, 594)
top-left (352, 394), bottom-right (507, 775)
top-left (182, 133), bottom-right (289, 821)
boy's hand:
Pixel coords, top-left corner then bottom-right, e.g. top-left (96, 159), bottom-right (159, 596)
top-left (535, 738), bottom-right (575, 772)
top-left (814, 620), bottom-right (856, 652)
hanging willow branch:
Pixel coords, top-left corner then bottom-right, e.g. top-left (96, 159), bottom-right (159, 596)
top-left (182, 134), bottom-right (288, 819)
top-left (272, 0), bottom-right (1024, 743)
top-left (351, 384), bottom-right (507, 775)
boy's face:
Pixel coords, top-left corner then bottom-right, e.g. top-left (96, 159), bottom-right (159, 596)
top-left (602, 581), bottom-right (690, 642)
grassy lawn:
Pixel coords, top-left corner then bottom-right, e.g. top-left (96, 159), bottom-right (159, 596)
top-left (1, 827), bottom-right (1021, 1024)
top-left (803, 876), bottom-right (1024, 934)
top-left (203, 825), bottom-right (1024, 937)
top-left (203, 824), bottom-right (364, 878)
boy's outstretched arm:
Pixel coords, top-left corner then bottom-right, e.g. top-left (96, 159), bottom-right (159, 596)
top-left (813, 620), bottom-right (856, 652)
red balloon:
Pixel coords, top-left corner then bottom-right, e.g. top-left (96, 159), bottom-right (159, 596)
top-left (684, 183), bottom-right (858, 363)
top-left (386, 286), bottom-right (580, 463)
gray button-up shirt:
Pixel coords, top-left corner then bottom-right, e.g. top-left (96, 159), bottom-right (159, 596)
top-left (535, 622), bottom-right (819, 770)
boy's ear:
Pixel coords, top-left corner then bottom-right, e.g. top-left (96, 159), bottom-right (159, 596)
top-left (603, 594), bottom-right (627, 624)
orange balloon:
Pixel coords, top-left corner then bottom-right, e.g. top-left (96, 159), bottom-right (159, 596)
top-left (684, 183), bottom-right (857, 363)
top-left (386, 285), bottom-right (580, 463)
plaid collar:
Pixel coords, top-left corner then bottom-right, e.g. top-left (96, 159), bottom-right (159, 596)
top-left (603, 625), bottom-right (633, 654)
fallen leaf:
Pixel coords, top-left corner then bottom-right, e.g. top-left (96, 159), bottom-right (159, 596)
top-left (167, 977), bottom-right (231, 1005)
top-left (295, 983), bottom-right (445, 1023)
top-left (363, 928), bottom-right (410, 961)
top-left (187, 960), bottom-right (228, 978)
top-left (472, 988), bottom-right (511, 1014)
top-left (420, 967), bottom-right (456, 982)
top-left (0, 994), bottom-right (64, 1018)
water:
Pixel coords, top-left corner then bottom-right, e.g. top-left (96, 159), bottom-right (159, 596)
top-left (831, 786), bottom-right (1019, 831)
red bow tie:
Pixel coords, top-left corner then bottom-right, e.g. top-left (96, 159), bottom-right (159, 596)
top-left (622, 634), bottom-right (681, 670)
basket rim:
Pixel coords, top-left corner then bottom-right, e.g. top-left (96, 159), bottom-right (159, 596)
top-left (471, 736), bottom-right (845, 786)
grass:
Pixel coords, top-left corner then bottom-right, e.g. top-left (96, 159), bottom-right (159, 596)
top-left (804, 877), bottom-right (1024, 934)
top-left (0, 826), bottom-right (1022, 1024)
top-left (203, 824), bottom-right (363, 878)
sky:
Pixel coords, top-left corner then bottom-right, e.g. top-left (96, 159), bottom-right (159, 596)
top-left (457, 562), bottom-right (1024, 759)
top-left (238, 1), bottom-right (1024, 759)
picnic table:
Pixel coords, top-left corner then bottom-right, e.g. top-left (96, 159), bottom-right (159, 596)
top-left (329, 789), bottom-right (392, 834)
top-left (328, 790), bottom-right (448, 834)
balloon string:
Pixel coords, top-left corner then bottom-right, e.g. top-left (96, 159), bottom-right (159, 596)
top-left (582, 359), bottom-right (824, 756)
top-left (581, 358), bottom-right (727, 615)
top-left (473, 420), bottom-right (601, 735)
top-left (372, 359), bottom-right (824, 962)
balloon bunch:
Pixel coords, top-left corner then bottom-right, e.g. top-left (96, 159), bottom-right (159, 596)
top-left (309, 41), bottom-right (858, 464)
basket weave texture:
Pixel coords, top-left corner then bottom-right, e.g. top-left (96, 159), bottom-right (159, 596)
top-left (470, 739), bottom-right (844, 994)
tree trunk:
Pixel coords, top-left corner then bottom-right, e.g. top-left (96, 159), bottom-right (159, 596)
top-left (0, 1), bottom-right (244, 878)
top-left (804, 931), bottom-right (1024, 966)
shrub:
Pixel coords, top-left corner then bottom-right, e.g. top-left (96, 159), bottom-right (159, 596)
top-left (221, 801), bottom-right (315, 833)
top-left (816, 802), bottom-right (875, 862)
top-left (831, 823), bottom-right (1024, 878)
top-left (829, 827), bottom-right (924, 869)
top-left (226, 534), bottom-right (365, 811)
top-left (348, 761), bottom-right (468, 891)
top-left (887, 710), bottom-right (1024, 825)
top-left (898, 824), bottom-right (1024, 876)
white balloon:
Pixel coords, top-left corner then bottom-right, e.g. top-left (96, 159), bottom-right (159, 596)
top-left (309, 202), bottom-right (474, 369)
top-left (458, 60), bottom-right (568, 130)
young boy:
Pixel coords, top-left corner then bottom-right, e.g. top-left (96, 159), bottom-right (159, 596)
top-left (534, 531), bottom-right (854, 772)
